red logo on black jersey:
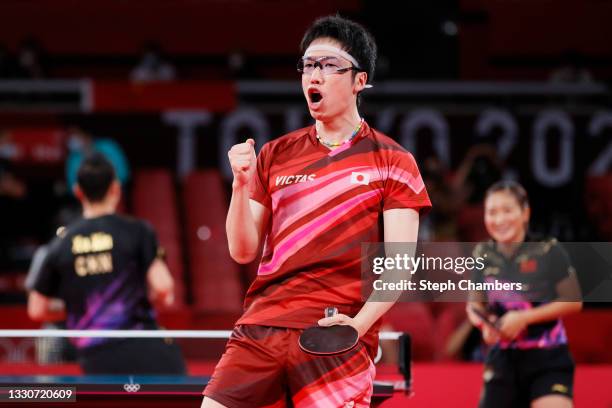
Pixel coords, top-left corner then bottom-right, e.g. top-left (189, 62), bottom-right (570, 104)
top-left (520, 259), bottom-right (537, 273)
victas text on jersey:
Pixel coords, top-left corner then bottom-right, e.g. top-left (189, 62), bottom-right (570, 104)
top-left (275, 174), bottom-right (316, 186)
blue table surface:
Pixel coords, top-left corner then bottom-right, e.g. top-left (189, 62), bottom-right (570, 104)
top-left (0, 375), bottom-right (210, 385)
top-left (0, 375), bottom-right (395, 397)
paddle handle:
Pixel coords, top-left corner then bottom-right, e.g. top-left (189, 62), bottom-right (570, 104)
top-left (325, 307), bottom-right (338, 318)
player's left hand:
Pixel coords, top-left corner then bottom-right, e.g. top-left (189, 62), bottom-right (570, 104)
top-left (318, 314), bottom-right (367, 338)
top-left (150, 290), bottom-right (175, 308)
top-left (161, 291), bottom-right (175, 307)
top-left (497, 310), bottom-right (528, 340)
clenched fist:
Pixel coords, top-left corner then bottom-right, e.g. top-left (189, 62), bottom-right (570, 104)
top-left (228, 138), bottom-right (256, 188)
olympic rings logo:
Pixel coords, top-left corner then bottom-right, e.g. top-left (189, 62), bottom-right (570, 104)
top-left (123, 383), bottom-right (141, 393)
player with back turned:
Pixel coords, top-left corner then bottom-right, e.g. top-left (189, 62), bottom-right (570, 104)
top-left (202, 15), bottom-right (431, 408)
top-left (27, 152), bottom-right (186, 375)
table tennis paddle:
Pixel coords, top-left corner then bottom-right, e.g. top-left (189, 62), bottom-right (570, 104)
top-left (299, 307), bottom-right (359, 356)
top-left (469, 305), bottom-right (501, 333)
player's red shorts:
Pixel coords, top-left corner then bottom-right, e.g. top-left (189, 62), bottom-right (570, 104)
top-left (203, 325), bottom-right (376, 408)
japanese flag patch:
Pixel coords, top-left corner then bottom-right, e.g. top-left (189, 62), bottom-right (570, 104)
top-left (350, 172), bottom-right (370, 185)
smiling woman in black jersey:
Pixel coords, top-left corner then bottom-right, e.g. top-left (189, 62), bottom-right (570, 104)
top-left (467, 180), bottom-right (582, 408)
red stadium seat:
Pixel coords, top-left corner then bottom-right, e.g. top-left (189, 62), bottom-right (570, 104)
top-left (382, 303), bottom-right (436, 361)
top-left (565, 310), bottom-right (612, 364)
top-left (132, 169), bottom-right (186, 308)
top-left (585, 175), bottom-right (612, 213)
top-left (456, 204), bottom-right (489, 242)
top-left (432, 303), bottom-right (469, 361)
top-left (585, 174), bottom-right (612, 239)
top-left (183, 171), bottom-right (243, 314)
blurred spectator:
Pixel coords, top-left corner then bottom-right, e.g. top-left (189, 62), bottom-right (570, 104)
top-left (0, 132), bottom-right (26, 199)
top-left (65, 126), bottom-right (130, 192)
top-left (451, 144), bottom-right (503, 206)
top-left (0, 44), bottom-right (18, 78)
top-left (130, 42), bottom-right (176, 82)
top-left (14, 38), bottom-right (46, 79)
top-left (62, 127), bottom-right (130, 227)
top-left (451, 144), bottom-right (504, 241)
top-left (420, 156), bottom-right (458, 241)
top-left (444, 318), bottom-right (485, 362)
top-left (227, 48), bottom-right (256, 79)
top-left (0, 132), bottom-right (29, 269)
top-left (549, 50), bottom-right (593, 83)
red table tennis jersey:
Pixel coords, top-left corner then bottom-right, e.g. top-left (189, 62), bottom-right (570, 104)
top-left (237, 121), bottom-right (431, 354)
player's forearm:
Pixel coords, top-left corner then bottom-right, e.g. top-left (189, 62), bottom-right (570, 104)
top-left (352, 209), bottom-right (419, 336)
top-left (147, 259), bottom-right (175, 306)
top-left (522, 301), bottom-right (582, 325)
top-left (466, 301), bottom-right (486, 328)
top-left (226, 185), bottom-right (260, 263)
top-left (353, 301), bottom-right (396, 338)
top-left (41, 308), bottom-right (67, 322)
top-left (28, 295), bottom-right (66, 323)
top-left (466, 289), bottom-right (488, 327)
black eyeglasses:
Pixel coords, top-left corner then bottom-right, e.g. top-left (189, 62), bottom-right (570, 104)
top-left (297, 56), bottom-right (359, 75)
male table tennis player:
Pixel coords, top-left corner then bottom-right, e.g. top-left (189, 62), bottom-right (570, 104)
top-left (202, 15), bottom-right (431, 408)
top-left (28, 153), bottom-right (186, 375)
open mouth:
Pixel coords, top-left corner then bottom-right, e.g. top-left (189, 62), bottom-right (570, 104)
top-left (309, 90), bottom-right (323, 103)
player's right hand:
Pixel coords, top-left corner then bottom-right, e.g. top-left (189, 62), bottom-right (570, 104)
top-left (482, 324), bottom-right (500, 345)
top-left (228, 138), bottom-right (256, 188)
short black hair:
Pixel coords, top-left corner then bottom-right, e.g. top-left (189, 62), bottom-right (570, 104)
top-left (76, 152), bottom-right (116, 202)
top-left (301, 15), bottom-right (377, 86)
top-left (485, 180), bottom-right (530, 209)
